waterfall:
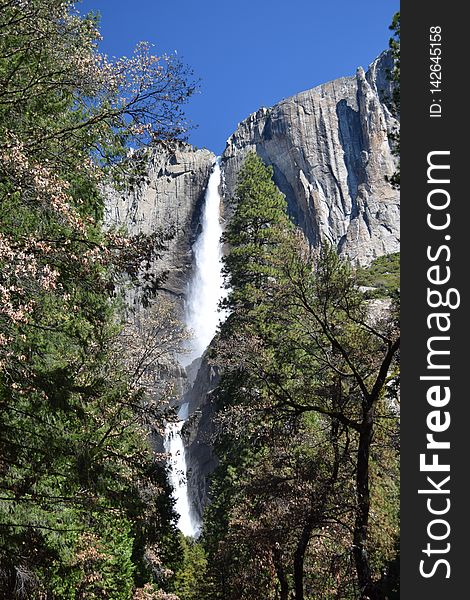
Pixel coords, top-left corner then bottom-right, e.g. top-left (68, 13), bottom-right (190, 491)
top-left (184, 159), bottom-right (227, 365)
top-left (164, 159), bottom-right (227, 537)
top-left (163, 403), bottom-right (195, 537)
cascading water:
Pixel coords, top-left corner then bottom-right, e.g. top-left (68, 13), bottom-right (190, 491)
top-left (163, 403), bottom-right (194, 537)
top-left (184, 159), bottom-right (227, 366)
top-left (164, 159), bottom-right (227, 537)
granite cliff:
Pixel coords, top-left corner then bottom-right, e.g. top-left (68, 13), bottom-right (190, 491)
top-left (104, 143), bottom-right (216, 469)
top-left (182, 355), bottom-right (221, 523)
top-left (106, 51), bottom-right (398, 297)
top-left (222, 51), bottom-right (399, 265)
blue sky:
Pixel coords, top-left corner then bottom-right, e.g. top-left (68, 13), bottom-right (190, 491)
top-left (79, 0), bottom-right (399, 154)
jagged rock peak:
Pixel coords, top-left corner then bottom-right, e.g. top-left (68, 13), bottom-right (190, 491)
top-left (222, 51), bottom-right (399, 266)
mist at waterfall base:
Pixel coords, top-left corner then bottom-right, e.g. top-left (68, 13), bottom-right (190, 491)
top-left (164, 160), bottom-right (227, 538)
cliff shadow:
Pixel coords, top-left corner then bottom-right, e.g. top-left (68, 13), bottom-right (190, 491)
top-left (336, 99), bottom-right (366, 218)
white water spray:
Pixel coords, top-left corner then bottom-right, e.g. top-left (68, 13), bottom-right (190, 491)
top-left (163, 403), bottom-right (195, 537)
top-left (184, 159), bottom-right (227, 365)
top-left (164, 159), bottom-right (227, 537)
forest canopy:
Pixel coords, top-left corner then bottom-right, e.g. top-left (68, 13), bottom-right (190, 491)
top-left (198, 153), bottom-right (400, 600)
top-left (0, 0), bottom-right (196, 597)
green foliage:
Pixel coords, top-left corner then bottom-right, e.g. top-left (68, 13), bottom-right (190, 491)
top-left (221, 151), bottom-right (293, 320)
top-left (172, 536), bottom-right (208, 600)
top-left (203, 153), bottom-right (400, 600)
top-left (0, 1), bottom-right (192, 596)
top-left (387, 11), bottom-right (400, 188)
top-left (45, 519), bottom-right (136, 599)
top-left (389, 12), bottom-right (400, 113)
top-left (355, 252), bottom-right (400, 298)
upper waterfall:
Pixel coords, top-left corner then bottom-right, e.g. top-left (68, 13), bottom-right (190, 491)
top-left (183, 159), bottom-right (227, 365)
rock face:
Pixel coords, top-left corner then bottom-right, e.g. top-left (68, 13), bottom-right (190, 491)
top-left (182, 354), bottom-right (220, 523)
top-left (105, 143), bottom-right (216, 301)
top-left (184, 51), bottom-right (400, 519)
top-left (221, 51), bottom-right (399, 266)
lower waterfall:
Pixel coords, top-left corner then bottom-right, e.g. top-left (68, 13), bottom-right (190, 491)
top-left (164, 159), bottom-right (226, 537)
top-left (163, 403), bottom-right (195, 537)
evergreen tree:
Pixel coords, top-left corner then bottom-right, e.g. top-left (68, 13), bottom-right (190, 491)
top-left (172, 536), bottom-right (208, 600)
top-left (203, 153), bottom-right (400, 600)
top-left (203, 152), bottom-right (296, 598)
top-left (387, 11), bottom-right (400, 188)
top-left (221, 151), bottom-right (293, 318)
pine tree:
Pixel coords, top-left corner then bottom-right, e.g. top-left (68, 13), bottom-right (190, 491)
top-left (221, 151), bottom-right (293, 317)
top-left (387, 11), bottom-right (400, 188)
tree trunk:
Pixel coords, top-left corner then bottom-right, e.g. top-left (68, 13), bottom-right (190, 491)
top-left (273, 548), bottom-right (289, 600)
top-left (292, 420), bottom-right (343, 600)
top-left (353, 411), bottom-right (379, 600)
top-left (294, 513), bottom-right (316, 600)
